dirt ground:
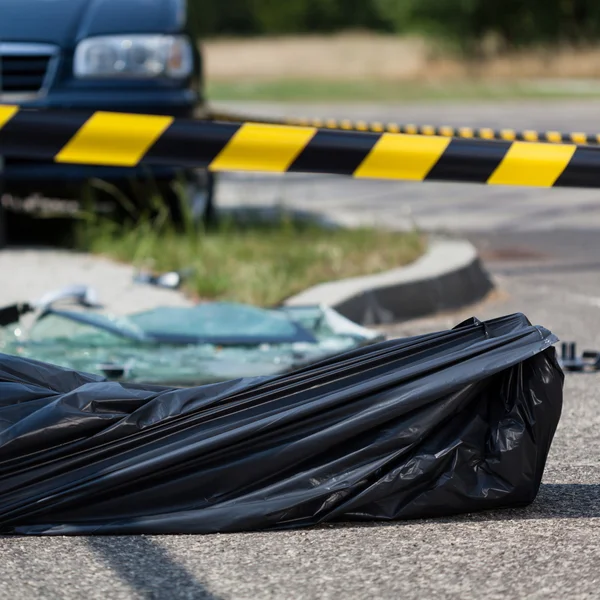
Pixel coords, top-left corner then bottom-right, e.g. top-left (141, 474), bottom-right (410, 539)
top-left (203, 32), bottom-right (600, 83)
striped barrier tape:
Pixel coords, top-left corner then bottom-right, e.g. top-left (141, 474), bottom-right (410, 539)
top-left (209, 110), bottom-right (600, 145)
top-left (1, 106), bottom-right (600, 188)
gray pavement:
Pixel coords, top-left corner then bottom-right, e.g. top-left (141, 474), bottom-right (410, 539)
top-left (0, 248), bottom-right (192, 314)
top-left (213, 98), bottom-right (600, 133)
top-left (2, 100), bottom-right (600, 599)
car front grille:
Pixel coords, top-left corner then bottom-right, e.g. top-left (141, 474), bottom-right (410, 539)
top-left (1, 55), bottom-right (51, 93)
top-left (0, 43), bottom-right (58, 97)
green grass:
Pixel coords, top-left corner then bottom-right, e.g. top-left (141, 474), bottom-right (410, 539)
top-left (77, 209), bottom-right (424, 307)
top-left (207, 78), bottom-right (600, 103)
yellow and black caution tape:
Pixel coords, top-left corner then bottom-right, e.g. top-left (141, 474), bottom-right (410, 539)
top-left (1, 105), bottom-right (599, 189)
top-left (209, 110), bottom-right (600, 145)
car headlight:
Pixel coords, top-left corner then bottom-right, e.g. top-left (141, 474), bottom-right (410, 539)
top-left (74, 35), bottom-right (194, 79)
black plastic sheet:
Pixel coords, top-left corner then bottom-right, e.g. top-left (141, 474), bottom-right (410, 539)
top-left (0, 313), bottom-right (563, 535)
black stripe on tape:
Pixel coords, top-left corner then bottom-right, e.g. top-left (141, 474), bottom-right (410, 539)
top-left (426, 138), bottom-right (513, 183)
top-left (554, 146), bottom-right (600, 187)
top-left (289, 130), bottom-right (379, 175)
top-left (0, 110), bottom-right (92, 161)
top-left (142, 120), bottom-right (241, 168)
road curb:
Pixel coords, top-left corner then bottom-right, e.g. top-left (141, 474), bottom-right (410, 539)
top-left (284, 238), bottom-right (494, 325)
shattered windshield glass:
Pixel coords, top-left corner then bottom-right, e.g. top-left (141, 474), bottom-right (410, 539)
top-left (128, 303), bottom-right (317, 345)
top-left (0, 299), bottom-right (384, 386)
top-left (29, 312), bottom-right (148, 344)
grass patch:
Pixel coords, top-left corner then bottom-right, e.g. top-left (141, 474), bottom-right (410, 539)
top-left (77, 210), bottom-right (424, 307)
top-left (207, 78), bottom-right (600, 103)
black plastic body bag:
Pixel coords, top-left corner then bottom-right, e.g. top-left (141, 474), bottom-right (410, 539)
top-left (0, 313), bottom-right (563, 535)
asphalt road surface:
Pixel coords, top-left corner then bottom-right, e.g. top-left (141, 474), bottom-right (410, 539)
top-left (2, 100), bottom-right (600, 599)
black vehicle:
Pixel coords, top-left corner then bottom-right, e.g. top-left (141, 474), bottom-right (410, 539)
top-left (0, 0), bottom-right (213, 237)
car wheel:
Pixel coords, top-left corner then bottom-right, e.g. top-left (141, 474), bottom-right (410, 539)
top-left (162, 169), bottom-right (216, 227)
top-left (0, 202), bottom-right (6, 249)
top-left (0, 157), bottom-right (5, 249)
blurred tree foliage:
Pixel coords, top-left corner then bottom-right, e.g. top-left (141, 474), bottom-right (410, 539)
top-left (189, 0), bottom-right (600, 52)
top-left (188, 0), bottom-right (390, 36)
top-left (373, 0), bottom-right (600, 52)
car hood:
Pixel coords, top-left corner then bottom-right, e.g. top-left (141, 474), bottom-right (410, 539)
top-left (0, 0), bottom-right (180, 48)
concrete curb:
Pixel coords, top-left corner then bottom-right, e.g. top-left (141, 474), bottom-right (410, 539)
top-left (284, 238), bottom-right (494, 325)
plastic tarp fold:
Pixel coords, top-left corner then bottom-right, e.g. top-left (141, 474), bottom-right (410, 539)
top-left (0, 313), bottom-right (563, 535)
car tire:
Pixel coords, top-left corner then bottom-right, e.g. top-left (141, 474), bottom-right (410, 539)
top-left (0, 203), bottom-right (6, 249)
top-left (0, 157), bottom-right (5, 249)
top-left (161, 169), bottom-right (216, 227)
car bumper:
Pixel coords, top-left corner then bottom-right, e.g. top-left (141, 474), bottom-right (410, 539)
top-left (6, 87), bottom-right (202, 116)
top-left (2, 160), bottom-right (185, 184)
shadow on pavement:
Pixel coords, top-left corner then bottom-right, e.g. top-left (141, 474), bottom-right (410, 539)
top-left (438, 483), bottom-right (600, 522)
top-left (513, 482), bottom-right (600, 519)
top-left (86, 536), bottom-right (222, 600)
top-left (437, 483), bottom-right (600, 522)
top-left (320, 483), bottom-right (600, 531)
